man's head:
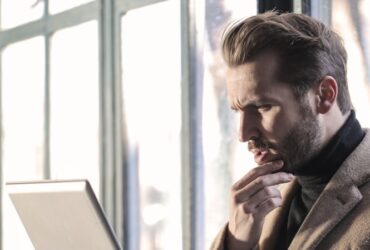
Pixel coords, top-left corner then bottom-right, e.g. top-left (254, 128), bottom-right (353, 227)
top-left (222, 11), bottom-right (352, 114)
top-left (223, 12), bottom-right (352, 173)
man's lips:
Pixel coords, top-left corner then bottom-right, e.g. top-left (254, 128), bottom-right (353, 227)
top-left (250, 148), bottom-right (270, 164)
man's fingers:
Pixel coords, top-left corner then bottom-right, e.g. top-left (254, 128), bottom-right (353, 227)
top-left (241, 186), bottom-right (281, 213)
top-left (232, 160), bottom-right (284, 190)
top-left (233, 172), bottom-right (294, 203)
top-left (254, 197), bottom-right (283, 218)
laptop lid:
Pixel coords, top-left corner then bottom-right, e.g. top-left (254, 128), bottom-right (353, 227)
top-left (6, 179), bottom-right (122, 250)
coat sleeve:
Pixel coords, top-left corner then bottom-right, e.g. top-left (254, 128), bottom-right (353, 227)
top-left (210, 223), bottom-right (260, 250)
top-left (209, 223), bottom-right (229, 250)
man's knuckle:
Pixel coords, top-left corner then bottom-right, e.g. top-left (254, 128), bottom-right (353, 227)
top-left (264, 187), bottom-right (273, 197)
top-left (233, 193), bottom-right (242, 204)
top-left (249, 168), bottom-right (258, 177)
top-left (266, 197), bottom-right (281, 207)
top-left (255, 176), bottom-right (267, 186)
top-left (231, 182), bottom-right (239, 191)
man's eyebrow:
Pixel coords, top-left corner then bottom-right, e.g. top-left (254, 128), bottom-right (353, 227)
top-left (230, 100), bottom-right (256, 111)
top-left (230, 98), bottom-right (276, 111)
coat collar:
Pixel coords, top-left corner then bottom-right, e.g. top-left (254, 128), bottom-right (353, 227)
top-left (259, 129), bottom-right (370, 250)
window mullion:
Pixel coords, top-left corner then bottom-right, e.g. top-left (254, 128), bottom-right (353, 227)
top-left (99, 0), bottom-right (125, 248)
top-left (181, 0), bottom-right (205, 249)
top-left (44, 0), bottom-right (51, 180)
top-left (43, 36), bottom-right (51, 180)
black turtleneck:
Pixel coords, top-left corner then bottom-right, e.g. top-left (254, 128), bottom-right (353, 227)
top-left (280, 111), bottom-right (365, 248)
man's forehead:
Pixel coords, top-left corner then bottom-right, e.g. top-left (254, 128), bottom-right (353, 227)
top-left (225, 62), bottom-right (299, 108)
top-left (226, 64), bottom-right (255, 81)
top-left (226, 66), bottom-right (260, 94)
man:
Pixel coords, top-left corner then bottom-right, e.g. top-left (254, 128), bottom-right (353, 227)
top-left (211, 11), bottom-right (370, 250)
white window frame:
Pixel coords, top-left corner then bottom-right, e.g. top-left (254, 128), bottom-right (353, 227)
top-left (0, 0), bottom-right (203, 249)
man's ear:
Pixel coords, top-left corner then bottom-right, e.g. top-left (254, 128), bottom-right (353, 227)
top-left (315, 76), bottom-right (338, 114)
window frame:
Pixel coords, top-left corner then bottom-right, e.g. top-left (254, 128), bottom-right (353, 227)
top-left (0, 0), bottom-right (276, 250)
top-left (0, 1), bottom-right (171, 249)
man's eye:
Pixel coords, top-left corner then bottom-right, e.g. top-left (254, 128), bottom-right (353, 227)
top-left (257, 105), bottom-right (272, 111)
top-left (231, 108), bottom-right (239, 113)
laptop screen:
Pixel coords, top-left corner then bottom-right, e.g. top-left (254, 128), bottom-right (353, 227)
top-left (6, 179), bottom-right (122, 250)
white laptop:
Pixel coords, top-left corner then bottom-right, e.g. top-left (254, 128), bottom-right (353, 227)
top-left (6, 179), bottom-right (122, 250)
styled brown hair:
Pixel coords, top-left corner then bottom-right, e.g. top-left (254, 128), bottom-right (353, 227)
top-left (221, 11), bottom-right (352, 113)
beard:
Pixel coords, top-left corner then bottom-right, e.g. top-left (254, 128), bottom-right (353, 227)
top-left (249, 100), bottom-right (322, 174)
top-left (278, 106), bottom-right (322, 173)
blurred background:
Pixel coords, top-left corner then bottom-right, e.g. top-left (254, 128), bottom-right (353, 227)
top-left (0, 0), bottom-right (369, 249)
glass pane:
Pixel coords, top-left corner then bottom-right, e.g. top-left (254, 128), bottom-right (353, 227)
top-left (50, 21), bottom-right (100, 195)
top-left (49, 0), bottom-right (93, 14)
top-left (2, 36), bottom-right (45, 250)
top-left (121, 1), bottom-right (182, 249)
top-left (203, 1), bottom-right (257, 249)
top-left (1, 0), bottom-right (44, 29)
top-left (331, 0), bottom-right (370, 127)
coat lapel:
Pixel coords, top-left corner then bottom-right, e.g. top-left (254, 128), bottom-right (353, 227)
top-left (288, 178), bottom-right (362, 249)
top-left (289, 129), bottom-right (370, 249)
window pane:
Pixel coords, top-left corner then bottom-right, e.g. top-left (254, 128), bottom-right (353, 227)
top-left (49, 0), bottom-right (93, 14)
top-left (50, 21), bottom-right (100, 195)
top-left (1, 0), bottom-right (44, 29)
top-left (121, 1), bottom-right (182, 249)
top-left (331, 0), bottom-right (370, 127)
top-left (2, 36), bottom-right (45, 250)
top-left (203, 1), bottom-right (257, 249)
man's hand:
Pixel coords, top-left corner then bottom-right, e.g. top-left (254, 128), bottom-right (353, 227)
top-left (227, 160), bottom-right (294, 250)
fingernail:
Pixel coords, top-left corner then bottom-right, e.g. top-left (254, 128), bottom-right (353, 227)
top-left (274, 160), bottom-right (284, 167)
top-left (287, 174), bottom-right (295, 179)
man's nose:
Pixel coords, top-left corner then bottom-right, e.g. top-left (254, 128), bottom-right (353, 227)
top-left (238, 111), bottom-right (259, 142)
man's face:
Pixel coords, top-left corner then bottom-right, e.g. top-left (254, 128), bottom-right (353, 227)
top-left (226, 52), bottom-right (322, 173)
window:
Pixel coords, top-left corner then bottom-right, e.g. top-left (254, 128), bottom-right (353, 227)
top-left (331, 0), bottom-right (370, 127)
top-left (0, 1), bottom-right (100, 249)
top-left (2, 36), bottom-right (45, 250)
top-left (6, 1), bottom-right (368, 250)
top-left (121, 1), bottom-right (182, 249)
top-left (49, 21), bottom-right (100, 193)
top-left (0, 0), bottom-right (259, 249)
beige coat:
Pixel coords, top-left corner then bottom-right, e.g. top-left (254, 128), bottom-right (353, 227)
top-left (211, 129), bottom-right (370, 250)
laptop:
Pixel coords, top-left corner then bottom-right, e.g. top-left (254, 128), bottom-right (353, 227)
top-left (6, 179), bottom-right (122, 250)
